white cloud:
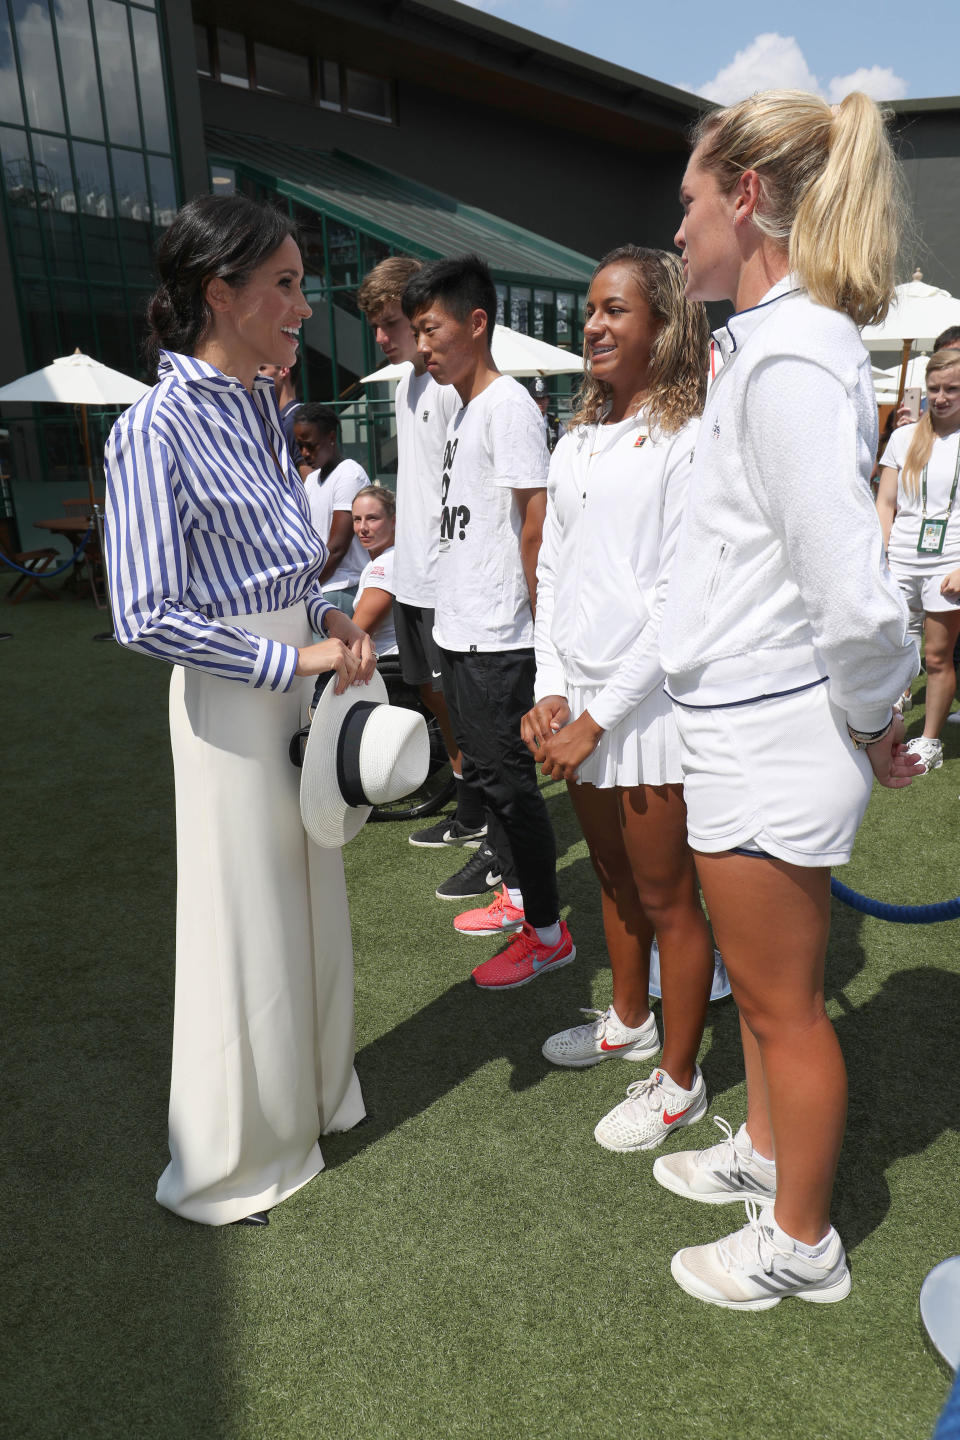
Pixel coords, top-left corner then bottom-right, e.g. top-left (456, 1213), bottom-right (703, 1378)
top-left (828, 66), bottom-right (908, 103)
top-left (698, 33), bottom-right (818, 103)
top-left (691, 32), bottom-right (907, 106)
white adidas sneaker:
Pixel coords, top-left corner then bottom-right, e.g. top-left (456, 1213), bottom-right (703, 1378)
top-left (653, 1116), bottom-right (777, 1205)
top-left (671, 1201), bottom-right (851, 1310)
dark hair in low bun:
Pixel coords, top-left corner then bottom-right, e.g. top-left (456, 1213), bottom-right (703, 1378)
top-left (144, 194), bottom-right (296, 377)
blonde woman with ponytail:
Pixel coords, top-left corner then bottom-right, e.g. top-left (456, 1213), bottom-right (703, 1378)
top-left (521, 247), bottom-right (718, 1152)
top-left (654, 91), bottom-right (920, 1309)
top-left (876, 348), bottom-right (960, 769)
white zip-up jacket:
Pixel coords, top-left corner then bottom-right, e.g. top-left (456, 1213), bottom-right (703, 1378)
top-left (535, 410), bottom-right (699, 732)
top-left (659, 279), bottom-right (917, 734)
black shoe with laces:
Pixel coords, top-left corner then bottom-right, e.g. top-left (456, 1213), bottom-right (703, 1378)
top-left (435, 841), bottom-right (502, 900)
top-left (408, 815), bottom-right (487, 849)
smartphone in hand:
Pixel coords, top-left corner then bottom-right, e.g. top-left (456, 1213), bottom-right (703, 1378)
top-left (903, 387), bottom-right (922, 422)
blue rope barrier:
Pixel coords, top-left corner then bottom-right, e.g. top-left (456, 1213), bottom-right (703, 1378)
top-left (0, 528), bottom-right (92, 578)
top-left (830, 877), bottom-right (960, 924)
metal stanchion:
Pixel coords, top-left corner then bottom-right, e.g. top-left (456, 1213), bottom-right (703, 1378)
top-left (91, 504), bottom-right (113, 642)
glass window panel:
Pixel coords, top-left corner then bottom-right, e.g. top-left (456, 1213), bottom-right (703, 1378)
top-left (346, 70), bottom-right (391, 121)
top-left (31, 131), bottom-right (85, 278)
top-left (555, 291), bottom-right (573, 346)
top-left (147, 152), bottom-right (175, 228)
top-left (0, 121), bottom-right (32, 203)
top-left (112, 148), bottom-right (153, 285)
top-left (92, 0), bottom-right (141, 146)
top-left (72, 139), bottom-right (113, 217)
top-left (509, 287), bottom-right (530, 335)
top-left (533, 289), bottom-right (553, 343)
top-left (361, 234), bottom-right (390, 275)
top-left (291, 203), bottom-right (324, 279)
top-left (316, 58), bottom-right (339, 110)
top-left (56, 0), bottom-right (103, 139)
top-left (254, 43), bottom-right (310, 103)
top-left (209, 162), bottom-right (235, 195)
top-left (53, 280), bottom-right (97, 358)
top-left (11, 0), bottom-right (64, 131)
top-left (130, 8), bottom-right (169, 151)
top-left (194, 23), bottom-right (210, 78)
top-left (80, 216), bottom-right (121, 282)
top-left (0, 11), bottom-right (24, 126)
top-left (326, 220), bottom-right (357, 291)
top-left (494, 283), bottom-right (506, 327)
top-left (91, 283), bottom-right (137, 372)
top-left (216, 29), bottom-right (248, 88)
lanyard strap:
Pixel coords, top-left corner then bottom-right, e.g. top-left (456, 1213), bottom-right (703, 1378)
top-left (921, 435), bottom-right (960, 521)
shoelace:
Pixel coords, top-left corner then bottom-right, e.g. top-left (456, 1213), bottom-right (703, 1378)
top-left (695, 1115), bottom-right (738, 1171)
top-left (716, 1200), bottom-right (792, 1277)
top-left (620, 1073), bottom-right (664, 1114)
top-left (574, 1007), bottom-right (612, 1037)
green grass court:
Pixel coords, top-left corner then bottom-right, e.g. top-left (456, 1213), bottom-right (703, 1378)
top-left (4, 583), bottom-right (958, 1439)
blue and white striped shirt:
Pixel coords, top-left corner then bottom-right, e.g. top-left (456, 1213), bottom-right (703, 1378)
top-left (104, 350), bottom-right (333, 691)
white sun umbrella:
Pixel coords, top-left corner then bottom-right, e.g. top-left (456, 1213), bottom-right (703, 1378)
top-left (862, 272), bottom-right (960, 410)
top-left (361, 324), bottom-right (584, 384)
top-left (0, 350), bottom-right (149, 510)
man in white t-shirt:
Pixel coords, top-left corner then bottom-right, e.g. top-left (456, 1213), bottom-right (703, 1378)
top-left (294, 403), bottom-right (369, 614)
top-left (403, 253), bottom-right (574, 990)
top-left (357, 259), bottom-right (490, 882)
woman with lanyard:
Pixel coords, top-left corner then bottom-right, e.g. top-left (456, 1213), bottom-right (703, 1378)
top-left (653, 90), bottom-right (919, 1309)
top-left (522, 247), bottom-right (717, 1152)
top-left (876, 347), bottom-right (960, 771)
top-left (104, 195), bottom-right (375, 1227)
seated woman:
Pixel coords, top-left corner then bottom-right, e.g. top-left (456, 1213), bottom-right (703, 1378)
top-left (294, 404), bottom-right (370, 614)
top-left (351, 485), bottom-right (399, 658)
top-left (876, 347), bottom-right (960, 771)
top-left (522, 245), bottom-right (717, 1153)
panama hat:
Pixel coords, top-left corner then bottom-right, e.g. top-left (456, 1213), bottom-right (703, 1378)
top-left (294, 669), bottom-right (430, 848)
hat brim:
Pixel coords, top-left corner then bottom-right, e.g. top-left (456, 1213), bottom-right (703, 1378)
top-left (300, 669), bottom-right (389, 848)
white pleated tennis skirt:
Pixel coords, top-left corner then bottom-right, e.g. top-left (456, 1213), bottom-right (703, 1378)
top-left (672, 681), bottom-right (874, 868)
top-left (567, 680), bottom-right (682, 789)
top-left (159, 603), bottom-right (365, 1226)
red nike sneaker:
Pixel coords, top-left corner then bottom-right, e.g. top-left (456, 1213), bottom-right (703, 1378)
top-left (471, 921), bottom-right (575, 990)
top-left (454, 885), bottom-right (524, 936)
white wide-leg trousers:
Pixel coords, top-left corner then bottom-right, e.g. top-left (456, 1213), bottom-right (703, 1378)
top-left (158, 605), bottom-right (365, 1225)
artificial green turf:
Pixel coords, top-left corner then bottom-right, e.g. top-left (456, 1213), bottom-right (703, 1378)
top-left (3, 582), bottom-right (957, 1439)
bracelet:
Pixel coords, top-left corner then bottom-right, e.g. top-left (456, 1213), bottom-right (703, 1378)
top-left (847, 717), bottom-right (894, 750)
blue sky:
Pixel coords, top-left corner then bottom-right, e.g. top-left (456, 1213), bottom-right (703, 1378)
top-left (459, 0), bottom-right (957, 103)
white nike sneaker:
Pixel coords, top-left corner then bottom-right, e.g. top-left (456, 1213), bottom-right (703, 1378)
top-left (594, 1065), bottom-right (707, 1153)
top-left (652, 1116), bottom-right (777, 1205)
top-left (671, 1201), bottom-right (851, 1310)
top-left (542, 1006), bottom-right (660, 1068)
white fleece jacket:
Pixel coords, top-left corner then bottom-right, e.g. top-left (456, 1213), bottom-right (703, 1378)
top-left (535, 411), bottom-right (698, 731)
top-left (659, 279), bottom-right (917, 733)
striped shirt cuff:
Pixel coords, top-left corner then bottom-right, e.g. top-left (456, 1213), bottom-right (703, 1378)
top-left (253, 636), bottom-right (300, 691)
top-left (308, 597), bottom-right (336, 634)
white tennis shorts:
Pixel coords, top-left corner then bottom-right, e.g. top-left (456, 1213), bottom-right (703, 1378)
top-left (673, 680), bottom-right (874, 867)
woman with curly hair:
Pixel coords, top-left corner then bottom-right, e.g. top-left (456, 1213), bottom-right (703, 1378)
top-left (522, 246), bottom-right (717, 1152)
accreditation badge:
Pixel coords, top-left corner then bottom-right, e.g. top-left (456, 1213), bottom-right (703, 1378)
top-left (918, 519), bottom-right (948, 555)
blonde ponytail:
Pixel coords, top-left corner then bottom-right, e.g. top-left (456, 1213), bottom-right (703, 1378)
top-left (693, 89), bottom-right (907, 326)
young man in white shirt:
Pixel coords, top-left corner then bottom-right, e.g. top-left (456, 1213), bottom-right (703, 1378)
top-left (402, 254), bottom-right (574, 989)
top-left (357, 259), bottom-right (494, 894)
top-left (294, 403), bottom-right (369, 614)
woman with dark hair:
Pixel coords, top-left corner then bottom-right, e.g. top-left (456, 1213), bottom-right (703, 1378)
top-left (522, 247), bottom-right (716, 1151)
top-left (104, 194), bottom-right (374, 1227)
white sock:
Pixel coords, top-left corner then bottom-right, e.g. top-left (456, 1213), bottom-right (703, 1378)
top-left (743, 1129), bottom-right (775, 1167)
top-left (772, 1219), bottom-right (835, 1258)
top-left (506, 887), bottom-right (524, 910)
top-left (534, 921), bottom-right (562, 947)
top-left (452, 769), bottom-right (463, 781)
top-left (611, 1005), bottom-right (649, 1035)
